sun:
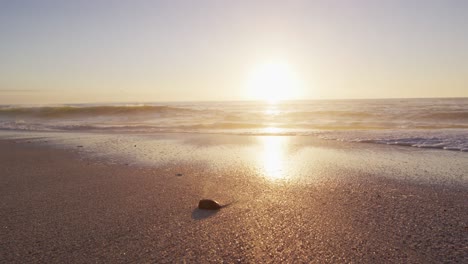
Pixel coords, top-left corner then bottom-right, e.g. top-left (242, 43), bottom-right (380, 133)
top-left (246, 62), bottom-right (303, 103)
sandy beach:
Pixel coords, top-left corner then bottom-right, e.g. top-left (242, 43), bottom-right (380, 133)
top-left (2, 1), bottom-right (468, 262)
top-left (0, 135), bottom-right (467, 263)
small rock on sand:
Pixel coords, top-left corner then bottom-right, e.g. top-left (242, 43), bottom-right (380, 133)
top-left (198, 199), bottom-right (221, 210)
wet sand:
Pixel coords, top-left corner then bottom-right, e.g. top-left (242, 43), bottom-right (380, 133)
top-left (0, 138), bottom-right (467, 263)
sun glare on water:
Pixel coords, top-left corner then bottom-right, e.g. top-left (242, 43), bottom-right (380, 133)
top-left (246, 62), bottom-right (303, 103)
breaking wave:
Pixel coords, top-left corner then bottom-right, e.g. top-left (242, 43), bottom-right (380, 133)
top-left (0, 105), bottom-right (196, 118)
top-left (1, 98), bottom-right (467, 152)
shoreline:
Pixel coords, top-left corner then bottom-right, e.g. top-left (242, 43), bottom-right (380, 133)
top-left (0, 128), bottom-right (467, 153)
top-left (0, 138), bottom-right (467, 262)
top-left (1, 130), bottom-right (466, 186)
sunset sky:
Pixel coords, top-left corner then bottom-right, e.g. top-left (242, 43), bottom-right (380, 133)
top-left (1, 0), bottom-right (467, 104)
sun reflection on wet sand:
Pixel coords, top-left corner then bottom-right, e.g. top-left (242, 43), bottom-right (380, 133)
top-left (258, 136), bottom-right (289, 180)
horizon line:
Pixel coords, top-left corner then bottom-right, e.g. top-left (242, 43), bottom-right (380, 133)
top-left (1, 96), bottom-right (467, 106)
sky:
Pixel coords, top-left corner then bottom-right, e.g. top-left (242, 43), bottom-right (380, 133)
top-left (0, 0), bottom-right (467, 104)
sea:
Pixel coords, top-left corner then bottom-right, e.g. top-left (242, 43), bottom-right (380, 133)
top-left (0, 98), bottom-right (467, 152)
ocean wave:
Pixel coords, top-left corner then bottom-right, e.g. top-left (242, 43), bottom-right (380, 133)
top-left (284, 110), bottom-right (376, 119)
top-left (0, 105), bottom-right (198, 118)
top-left (315, 130), bottom-right (468, 152)
top-left (1, 99), bottom-right (467, 152)
top-left (1, 120), bottom-right (468, 132)
top-left (417, 111), bottom-right (468, 120)
top-left (2, 103), bottom-right (467, 125)
top-left (0, 122), bottom-right (467, 152)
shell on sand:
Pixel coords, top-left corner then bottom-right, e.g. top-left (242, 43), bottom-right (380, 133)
top-left (198, 199), bottom-right (222, 210)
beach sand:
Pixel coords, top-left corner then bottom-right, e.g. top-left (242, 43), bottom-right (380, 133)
top-left (0, 137), bottom-right (467, 263)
